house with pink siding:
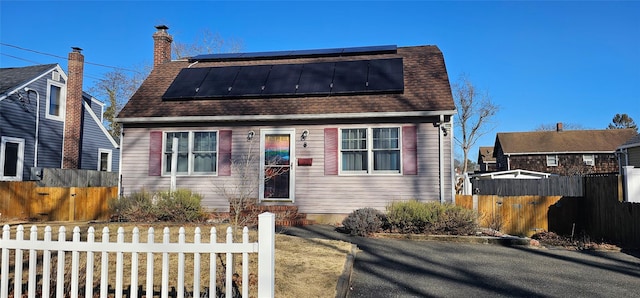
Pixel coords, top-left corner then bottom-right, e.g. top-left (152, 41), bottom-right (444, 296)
top-left (116, 26), bottom-right (456, 222)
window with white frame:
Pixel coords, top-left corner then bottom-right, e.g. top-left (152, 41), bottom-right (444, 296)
top-left (546, 155), bottom-right (558, 167)
top-left (583, 154), bottom-right (595, 166)
top-left (163, 131), bottom-right (217, 175)
top-left (46, 80), bottom-right (65, 120)
top-left (98, 149), bottom-right (112, 172)
top-left (1, 137), bottom-right (25, 181)
top-left (340, 127), bottom-right (400, 174)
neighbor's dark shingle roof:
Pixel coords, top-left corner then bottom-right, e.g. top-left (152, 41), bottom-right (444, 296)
top-left (478, 146), bottom-right (496, 162)
top-left (619, 133), bottom-right (640, 148)
top-left (0, 64), bottom-right (57, 95)
top-left (496, 129), bottom-right (637, 154)
top-left (118, 46), bottom-right (455, 120)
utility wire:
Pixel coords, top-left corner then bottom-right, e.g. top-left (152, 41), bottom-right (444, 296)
top-left (1, 42), bottom-right (143, 74)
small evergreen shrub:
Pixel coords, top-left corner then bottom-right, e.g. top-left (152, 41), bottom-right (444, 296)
top-left (342, 208), bottom-right (386, 236)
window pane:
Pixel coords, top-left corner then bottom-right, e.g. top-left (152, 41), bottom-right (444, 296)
top-left (193, 132), bottom-right (217, 173)
top-left (165, 132), bottom-right (189, 173)
top-left (374, 150), bottom-right (400, 171)
top-left (373, 128), bottom-right (399, 149)
top-left (342, 129), bottom-right (367, 149)
top-left (49, 85), bottom-right (61, 116)
top-left (3, 142), bottom-right (19, 177)
top-left (264, 134), bottom-right (290, 165)
top-left (100, 152), bottom-right (109, 171)
top-left (194, 132), bottom-right (217, 151)
top-left (342, 152), bottom-right (367, 171)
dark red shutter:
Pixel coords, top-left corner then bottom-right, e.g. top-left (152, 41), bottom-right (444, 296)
top-left (402, 126), bottom-right (417, 175)
top-left (218, 130), bottom-right (232, 176)
top-left (148, 131), bottom-right (163, 176)
top-left (324, 128), bottom-right (338, 175)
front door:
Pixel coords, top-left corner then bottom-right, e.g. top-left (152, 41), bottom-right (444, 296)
top-left (260, 129), bottom-right (295, 201)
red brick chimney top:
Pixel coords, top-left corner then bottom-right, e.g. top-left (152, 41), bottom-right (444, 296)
top-left (556, 122), bottom-right (563, 132)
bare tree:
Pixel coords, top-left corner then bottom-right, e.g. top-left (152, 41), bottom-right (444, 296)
top-left (534, 122), bottom-right (586, 131)
top-left (453, 74), bottom-right (498, 174)
top-left (89, 66), bottom-right (149, 142)
top-left (608, 113), bottom-right (638, 132)
top-left (216, 137), bottom-right (289, 228)
top-left (173, 29), bottom-right (244, 59)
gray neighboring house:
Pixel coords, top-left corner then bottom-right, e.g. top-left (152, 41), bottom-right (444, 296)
top-left (0, 49), bottom-right (119, 181)
top-left (617, 133), bottom-right (640, 168)
top-left (117, 26), bottom-right (456, 221)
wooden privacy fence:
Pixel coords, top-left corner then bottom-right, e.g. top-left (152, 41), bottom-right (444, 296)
top-left (456, 195), bottom-right (562, 237)
top-left (0, 212), bottom-right (276, 298)
top-left (0, 182), bottom-right (115, 221)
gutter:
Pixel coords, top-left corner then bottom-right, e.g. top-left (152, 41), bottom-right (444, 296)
top-left (116, 110), bottom-right (458, 124)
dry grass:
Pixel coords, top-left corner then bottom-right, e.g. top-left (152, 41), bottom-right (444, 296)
top-left (1, 221), bottom-right (352, 298)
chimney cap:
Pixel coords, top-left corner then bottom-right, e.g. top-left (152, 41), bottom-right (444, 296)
top-left (155, 25), bottom-right (169, 31)
top-left (71, 47), bottom-right (83, 53)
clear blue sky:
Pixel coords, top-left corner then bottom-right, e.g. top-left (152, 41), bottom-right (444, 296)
top-left (2, 1), bottom-right (639, 161)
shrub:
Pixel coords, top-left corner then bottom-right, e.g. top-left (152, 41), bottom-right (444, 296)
top-left (386, 201), bottom-right (478, 235)
top-left (429, 204), bottom-right (478, 235)
top-left (342, 208), bottom-right (386, 236)
top-left (108, 190), bottom-right (157, 222)
top-left (109, 189), bottom-right (205, 222)
top-left (154, 189), bottom-right (206, 222)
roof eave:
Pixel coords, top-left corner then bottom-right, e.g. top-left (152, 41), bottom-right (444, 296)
top-left (117, 110), bottom-right (457, 124)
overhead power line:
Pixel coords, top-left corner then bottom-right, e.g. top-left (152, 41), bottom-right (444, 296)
top-left (1, 42), bottom-right (142, 74)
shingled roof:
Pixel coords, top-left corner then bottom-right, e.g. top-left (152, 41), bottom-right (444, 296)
top-left (496, 129), bottom-right (637, 154)
top-left (478, 146), bottom-right (496, 162)
top-left (117, 45), bottom-right (455, 123)
top-left (0, 64), bottom-right (57, 96)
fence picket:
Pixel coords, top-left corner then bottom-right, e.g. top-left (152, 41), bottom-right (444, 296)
top-left (162, 227), bottom-right (170, 298)
top-left (42, 226), bottom-right (52, 297)
top-left (71, 227), bottom-right (81, 298)
top-left (1, 226), bottom-right (9, 298)
top-left (131, 227), bottom-right (139, 298)
top-left (193, 227), bottom-right (201, 298)
top-left (15, 226), bottom-right (24, 298)
top-left (86, 227), bottom-right (95, 298)
top-left (226, 227), bottom-right (234, 298)
top-left (116, 227), bottom-right (125, 298)
top-left (146, 227), bottom-right (155, 298)
top-left (100, 227), bottom-right (109, 298)
top-left (56, 227), bottom-right (65, 298)
top-left (28, 226), bottom-right (37, 298)
top-left (210, 227), bottom-right (217, 298)
top-left (178, 227), bottom-right (185, 298)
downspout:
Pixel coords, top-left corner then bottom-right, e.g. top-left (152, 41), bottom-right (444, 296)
top-left (507, 154), bottom-right (511, 171)
top-left (439, 114), bottom-right (445, 204)
top-left (24, 88), bottom-right (40, 167)
top-left (117, 128), bottom-right (124, 197)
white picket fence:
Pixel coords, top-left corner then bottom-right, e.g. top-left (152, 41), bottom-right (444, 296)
top-left (0, 212), bottom-right (275, 298)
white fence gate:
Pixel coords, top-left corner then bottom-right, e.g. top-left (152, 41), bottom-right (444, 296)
top-left (0, 212), bottom-right (275, 298)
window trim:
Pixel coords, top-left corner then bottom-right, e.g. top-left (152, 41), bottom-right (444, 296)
top-left (583, 154), bottom-right (595, 166)
top-left (338, 126), bottom-right (402, 175)
top-left (162, 130), bottom-right (219, 176)
top-left (45, 79), bottom-right (66, 121)
top-left (0, 137), bottom-right (25, 181)
top-left (98, 148), bottom-right (112, 172)
top-left (546, 155), bottom-right (558, 167)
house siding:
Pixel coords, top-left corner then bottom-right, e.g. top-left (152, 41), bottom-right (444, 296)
top-left (0, 71), bottom-right (65, 179)
top-left (628, 146), bottom-right (640, 167)
top-left (120, 122), bottom-right (452, 213)
top-left (79, 105), bottom-right (119, 172)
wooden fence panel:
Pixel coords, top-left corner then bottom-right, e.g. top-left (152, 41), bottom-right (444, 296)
top-left (457, 195), bottom-right (562, 237)
top-left (0, 182), bottom-right (115, 221)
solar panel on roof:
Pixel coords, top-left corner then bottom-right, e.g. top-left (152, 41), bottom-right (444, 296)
top-left (189, 45), bottom-right (398, 62)
top-left (195, 66), bottom-right (241, 98)
top-left (367, 58), bottom-right (404, 93)
top-left (296, 62), bottom-right (335, 95)
top-left (331, 60), bottom-right (368, 94)
top-left (162, 68), bottom-right (210, 99)
top-left (162, 57), bottom-right (404, 100)
top-left (262, 64), bottom-right (302, 96)
top-left (229, 65), bottom-right (272, 96)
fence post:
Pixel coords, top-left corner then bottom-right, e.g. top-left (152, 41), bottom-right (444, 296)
top-left (258, 212), bottom-right (275, 297)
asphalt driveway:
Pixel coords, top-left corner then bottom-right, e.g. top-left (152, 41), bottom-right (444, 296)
top-left (279, 225), bottom-right (640, 298)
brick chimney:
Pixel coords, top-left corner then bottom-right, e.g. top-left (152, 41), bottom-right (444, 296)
top-left (153, 25), bottom-right (173, 67)
top-left (556, 122), bottom-right (563, 132)
top-left (63, 47), bottom-right (84, 169)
